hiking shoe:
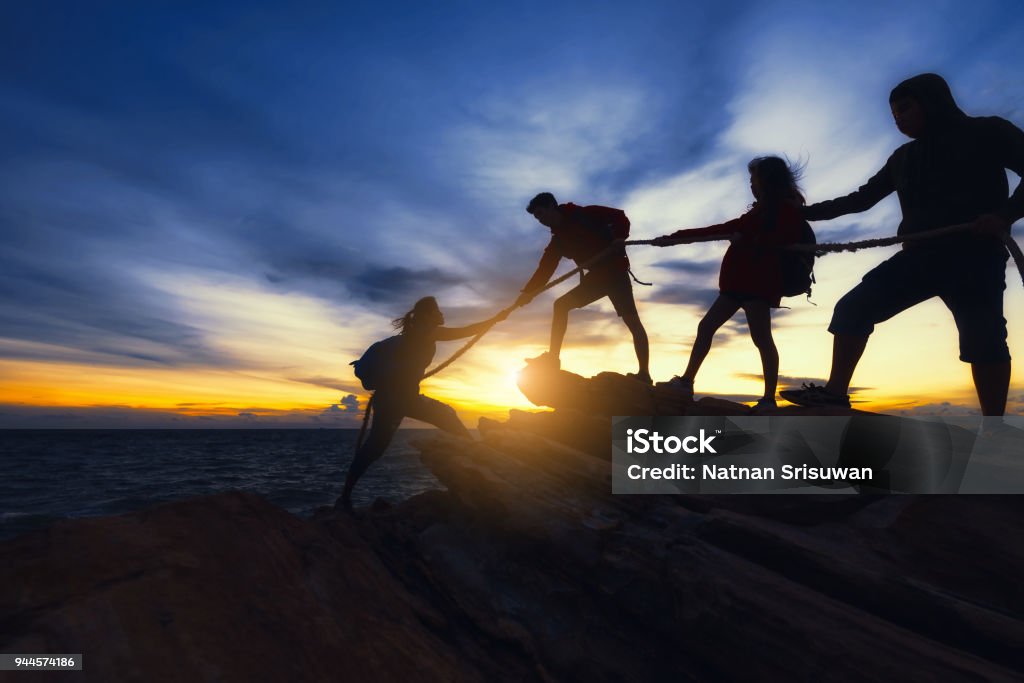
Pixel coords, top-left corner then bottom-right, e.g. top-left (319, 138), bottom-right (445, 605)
top-left (627, 372), bottom-right (653, 386)
top-left (751, 397), bottom-right (777, 412)
top-left (526, 352), bottom-right (560, 370)
top-left (666, 375), bottom-right (694, 400)
top-left (780, 383), bottom-right (850, 408)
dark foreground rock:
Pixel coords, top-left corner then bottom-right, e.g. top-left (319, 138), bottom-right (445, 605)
top-left (3, 386), bottom-right (1023, 681)
top-left (0, 492), bottom-right (506, 683)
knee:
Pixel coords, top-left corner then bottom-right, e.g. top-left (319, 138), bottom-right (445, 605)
top-left (553, 298), bottom-right (572, 315)
top-left (696, 317), bottom-right (718, 339)
top-left (750, 330), bottom-right (775, 350)
top-left (959, 321), bottom-right (1010, 364)
top-left (623, 314), bottom-right (645, 334)
top-left (829, 291), bottom-right (874, 337)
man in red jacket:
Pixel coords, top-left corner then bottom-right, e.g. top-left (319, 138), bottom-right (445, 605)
top-left (517, 192), bottom-right (651, 384)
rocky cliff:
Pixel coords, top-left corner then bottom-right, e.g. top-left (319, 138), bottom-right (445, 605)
top-left (3, 371), bottom-right (1023, 682)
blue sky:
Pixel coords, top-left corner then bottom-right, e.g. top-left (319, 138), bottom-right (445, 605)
top-left (1, 0), bottom-right (1023, 427)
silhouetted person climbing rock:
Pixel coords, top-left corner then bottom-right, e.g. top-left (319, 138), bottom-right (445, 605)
top-left (653, 156), bottom-right (811, 410)
top-left (338, 297), bottom-right (506, 510)
top-left (517, 192), bottom-right (652, 384)
top-left (781, 73), bottom-right (1024, 415)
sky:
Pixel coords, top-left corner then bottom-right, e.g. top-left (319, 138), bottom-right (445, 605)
top-left (1, 0), bottom-right (1023, 428)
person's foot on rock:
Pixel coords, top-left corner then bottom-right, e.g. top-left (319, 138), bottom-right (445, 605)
top-left (750, 396), bottom-right (777, 413)
top-left (334, 494), bottom-right (354, 514)
top-left (525, 351), bottom-right (560, 370)
top-left (627, 371), bottom-right (653, 386)
top-left (666, 375), bottom-right (694, 400)
top-left (780, 383), bottom-right (850, 409)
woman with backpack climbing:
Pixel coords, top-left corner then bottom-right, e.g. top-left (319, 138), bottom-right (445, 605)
top-left (651, 156), bottom-right (811, 411)
top-left (338, 296), bottom-right (507, 511)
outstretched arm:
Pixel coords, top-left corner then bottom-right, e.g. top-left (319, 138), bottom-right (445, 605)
top-left (652, 215), bottom-right (744, 246)
top-left (515, 240), bottom-right (561, 305)
top-left (434, 309), bottom-right (510, 341)
top-left (803, 159), bottom-right (895, 221)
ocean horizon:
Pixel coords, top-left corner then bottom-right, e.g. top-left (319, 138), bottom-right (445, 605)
top-left (0, 428), bottom-right (445, 541)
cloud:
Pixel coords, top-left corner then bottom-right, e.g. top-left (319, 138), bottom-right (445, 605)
top-left (894, 402), bottom-right (982, 417)
top-left (448, 82), bottom-right (652, 207)
top-left (317, 398), bottom-right (365, 426)
top-left (2, 1), bottom-right (1022, 426)
top-left (650, 259), bottom-right (721, 278)
top-left (347, 266), bottom-right (465, 304)
top-left (289, 376), bottom-right (360, 393)
top-left (646, 286), bottom-right (721, 310)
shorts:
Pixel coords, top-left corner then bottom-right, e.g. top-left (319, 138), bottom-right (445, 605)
top-left (828, 242), bottom-right (1009, 363)
top-left (558, 269), bottom-right (638, 318)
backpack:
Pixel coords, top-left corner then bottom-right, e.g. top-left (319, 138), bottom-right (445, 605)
top-left (570, 205), bottom-right (651, 284)
top-left (780, 221), bottom-right (817, 298)
top-left (571, 206), bottom-right (630, 241)
top-left (350, 336), bottom-right (406, 390)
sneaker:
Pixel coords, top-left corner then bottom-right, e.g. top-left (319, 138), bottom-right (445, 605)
top-left (666, 375), bottom-right (694, 400)
top-left (627, 372), bottom-right (653, 385)
top-left (779, 383), bottom-right (850, 408)
top-left (526, 352), bottom-right (560, 370)
top-left (751, 397), bottom-right (777, 412)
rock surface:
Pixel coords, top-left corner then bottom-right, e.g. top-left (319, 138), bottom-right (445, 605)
top-left (3, 372), bottom-right (1023, 681)
top-left (516, 360), bottom-right (869, 417)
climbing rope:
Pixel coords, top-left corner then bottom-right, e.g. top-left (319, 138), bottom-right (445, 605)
top-left (637, 222), bottom-right (1024, 287)
top-left (421, 222), bottom-right (1023, 382)
top-left (354, 392), bottom-right (376, 453)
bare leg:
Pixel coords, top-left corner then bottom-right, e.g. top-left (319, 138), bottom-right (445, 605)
top-left (682, 295), bottom-right (742, 382)
top-left (340, 408), bottom-right (401, 508)
top-left (824, 334), bottom-right (869, 396)
top-left (406, 395), bottom-right (472, 439)
top-left (549, 296), bottom-right (572, 359)
top-left (743, 301), bottom-right (778, 400)
top-left (972, 361), bottom-right (1010, 416)
top-left (621, 311), bottom-right (650, 378)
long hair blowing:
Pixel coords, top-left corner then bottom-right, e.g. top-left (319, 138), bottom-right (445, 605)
top-left (392, 296), bottom-right (438, 334)
top-left (748, 156), bottom-right (806, 206)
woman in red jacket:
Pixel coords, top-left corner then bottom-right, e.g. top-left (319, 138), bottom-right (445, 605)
top-left (652, 156), bottom-right (807, 410)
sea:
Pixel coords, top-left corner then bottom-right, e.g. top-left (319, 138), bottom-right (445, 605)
top-left (0, 429), bottom-right (445, 542)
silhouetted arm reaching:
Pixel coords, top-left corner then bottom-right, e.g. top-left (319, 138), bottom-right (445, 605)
top-left (515, 239), bottom-right (561, 305)
top-left (433, 310), bottom-right (510, 341)
top-left (652, 216), bottom-right (744, 246)
top-left (803, 160), bottom-right (895, 221)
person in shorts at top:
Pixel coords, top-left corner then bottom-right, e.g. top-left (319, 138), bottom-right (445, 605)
top-left (780, 73), bottom-right (1024, 416)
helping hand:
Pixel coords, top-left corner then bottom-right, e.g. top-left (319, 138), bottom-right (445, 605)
top-left (514, 291), bottom-right (536, 307)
